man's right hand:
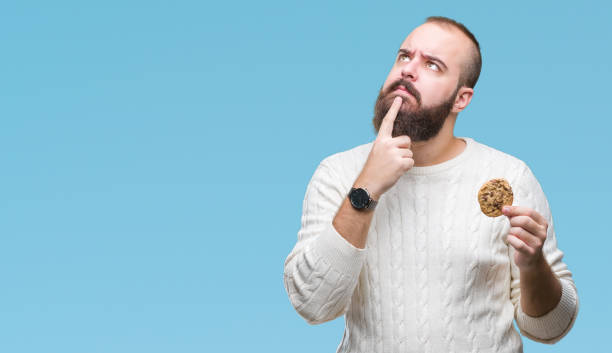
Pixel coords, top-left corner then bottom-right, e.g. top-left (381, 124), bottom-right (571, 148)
top-left (356, 96), bottom-right (414, 200)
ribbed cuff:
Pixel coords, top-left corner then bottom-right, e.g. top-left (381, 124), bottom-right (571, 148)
top-left (516, 278), bottom-right (579, 343)
top-left (311, 223), bottom-right (367, 278)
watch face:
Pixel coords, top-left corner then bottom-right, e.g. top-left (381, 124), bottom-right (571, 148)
top-left (350, 188), bottom-right (370, 209)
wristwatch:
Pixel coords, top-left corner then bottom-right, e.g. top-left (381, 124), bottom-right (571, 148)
top-left (348, 187), bottom-right (378, 211)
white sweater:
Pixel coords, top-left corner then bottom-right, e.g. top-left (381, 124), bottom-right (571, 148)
top-left (283, 137), bottom-right (579, 353)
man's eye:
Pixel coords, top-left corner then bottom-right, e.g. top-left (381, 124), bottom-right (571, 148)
top-left (426, 62), bottom-right (440, 71)
top-left (399, 54), bottom-right (410, 62)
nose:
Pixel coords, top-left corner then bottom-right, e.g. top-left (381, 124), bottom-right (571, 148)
top-left (400, 58), bottom-right (418, 81)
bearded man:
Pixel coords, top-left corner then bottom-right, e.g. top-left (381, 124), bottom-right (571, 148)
top-left (283, 16), bottom-right (579, 353)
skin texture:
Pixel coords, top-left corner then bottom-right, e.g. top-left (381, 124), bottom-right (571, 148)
top-left (331, 21), bottom-right (562, 318)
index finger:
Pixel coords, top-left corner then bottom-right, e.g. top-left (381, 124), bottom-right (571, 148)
top-left (378, 96), bottom-right (403, 138)
top-left (502, 205), bottom-right (547, 225)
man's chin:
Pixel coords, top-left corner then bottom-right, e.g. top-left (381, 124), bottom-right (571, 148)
top-left (395, 104), bottom-right (420, 115)
top-left (399, 106), bottom-right (419, 115)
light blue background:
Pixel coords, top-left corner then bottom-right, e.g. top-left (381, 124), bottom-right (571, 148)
top-left (1, 0), bottom-right (609, 352)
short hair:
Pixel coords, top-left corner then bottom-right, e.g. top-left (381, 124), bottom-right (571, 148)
top-left (425, 16), bottom-right (482, 89)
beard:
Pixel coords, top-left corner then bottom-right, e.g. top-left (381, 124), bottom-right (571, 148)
top-left (372, 80), bottom-right (458, 141)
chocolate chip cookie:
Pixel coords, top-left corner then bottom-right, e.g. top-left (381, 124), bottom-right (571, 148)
top-left (478, 178), bottom-right (513, 217)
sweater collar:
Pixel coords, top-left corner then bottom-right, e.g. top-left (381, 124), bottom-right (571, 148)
top-left (404, 136), bottom-right (476, 176)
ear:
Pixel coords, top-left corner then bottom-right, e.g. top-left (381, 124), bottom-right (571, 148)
top-left (451, 86), bottom-right (474, 114)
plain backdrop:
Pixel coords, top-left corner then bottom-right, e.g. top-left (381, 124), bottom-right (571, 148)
top-left (1, 0), bottom-right (610, 352)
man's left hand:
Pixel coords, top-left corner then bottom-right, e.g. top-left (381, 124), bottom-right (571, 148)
top-left (502, 205), bottom-right (549, 270)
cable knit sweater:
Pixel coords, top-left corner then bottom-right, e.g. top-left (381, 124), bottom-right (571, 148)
top-left (283, 137), bottom-right (579, 353)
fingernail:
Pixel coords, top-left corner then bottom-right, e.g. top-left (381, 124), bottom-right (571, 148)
top-left (502, 206), bottom-right (510, 213)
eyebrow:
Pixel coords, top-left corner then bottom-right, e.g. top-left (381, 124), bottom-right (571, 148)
top-left (397, 48), bottom-right (448, 71)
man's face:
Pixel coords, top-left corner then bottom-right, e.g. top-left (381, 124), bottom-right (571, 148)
top-left (373, 23), bottom-right (473, 140)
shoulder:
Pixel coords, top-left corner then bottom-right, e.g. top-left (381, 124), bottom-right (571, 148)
top-left (466, 137), bottom-right (547, 207)
top-left (320, 141), bottom-right (372, 175)
top-left (462, 137), bottom-right (533, 200)
top-left (312, 141), bottom-right (373, 191)
top-left (467, 137), bottom-right (529, 173)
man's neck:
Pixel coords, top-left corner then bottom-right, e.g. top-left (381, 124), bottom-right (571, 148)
top-left (411, 115), bottom-right (466, 167)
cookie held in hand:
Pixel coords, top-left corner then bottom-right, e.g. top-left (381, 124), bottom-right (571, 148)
top-left (478, 178), bottom-right (513, 217)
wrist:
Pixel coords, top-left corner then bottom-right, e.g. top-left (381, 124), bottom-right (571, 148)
top-left (352, 180), bottom-right (382, 201)
top-left (519, 253), bottom-right (548, 275)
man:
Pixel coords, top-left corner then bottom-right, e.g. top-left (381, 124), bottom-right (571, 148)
top-left (283, 16), bottom-right (579, 353)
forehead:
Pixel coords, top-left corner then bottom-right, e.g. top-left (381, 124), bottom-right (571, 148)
top-left (400, 22), bottom-right (471, 71)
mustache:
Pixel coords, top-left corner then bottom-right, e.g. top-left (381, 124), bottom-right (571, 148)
top-left (387, 79), bottom-right (421, 106)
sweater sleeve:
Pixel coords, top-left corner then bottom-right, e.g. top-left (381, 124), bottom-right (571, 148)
top-left (509, 163), bottom-right (579, 344)
top-left (283, 160), bottom-right (367, 325)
